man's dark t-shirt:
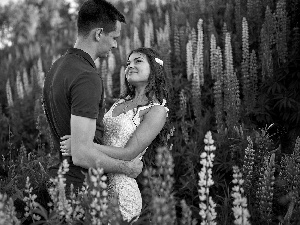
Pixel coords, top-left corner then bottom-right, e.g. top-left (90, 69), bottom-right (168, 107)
top-left (43, 48), bottom-right (105, 191)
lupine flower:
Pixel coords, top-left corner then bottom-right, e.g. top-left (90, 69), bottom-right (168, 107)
top-left (68, 184), bottom-right (85, 221)
top-left (36, 57), bottom-right (44, 89)
top-left (278, 137), bottom-right (300, 209)
top-left (260, 6), bottom-right (274, 80)
top-left (224, 32), bottom-right (240, 130)
top-left (198, 131), bottom-right (217, 225)
top-left (180, 199), bottom-right (196, 225)
top-left (222, 23), bottom-right (228, 47)
top-left (242, 17), bottom-right (251, 113)
top-left (144, 22), bottom-right (151, 48)
top-left (23, 177), bottom-right (39, 219)
top-left (0, 193), bottom-right (20, 225)
top-left (186, 39), bottom-right (193, 81)
top-left (101, 59), bottom-right (108, 99)
top-left (179, 89), bottom-right (189, 144)
top-left (191, 28), bottom-right (197, 57)
top-left (148, 18), bottom-right (154, 45)
top-left (212, 38), bottom-right (224, 133)
top-left (196, 18), bottom-right (204, 86)
top-left (16, 71), bottom-right (24, 100)
top-left (119, 66), bottom-right (126, 96)
top-left (191, 20), bottom-right (203, 121)
top-left (242, 137), bottom-right (255, 195)
top-left (22, 68), bottom-right (32, 96)
top-left (48, 159), bottom-right (73, 222)
top-left (87, 167), bottom-right (109, 225)
top-left (256, 153), bottom-right (275, 223)
top-left (249, 50), bottom-right (258, 112)
top-left (174, 25), bottom-right (181, 61)
top-left (275, 0), bottom-right (288, 64)
top-left (124, 36), bottom-right (131, 59)
top-left (133, 26), bottom-right (142, 49)
top-left (234, 0), bottom-right (242, 38)
top-left (210, 34), bottom-right (217, 80)
top-left (6, 79), bottom-right (14, 107)
top-left (107, 52), bottom-right (115, 97)
top-left (144, 147), bottom-right (176, 225)
top-left (164, 12), bottom-right (170, 42)
top-left (231, 166), bottom-right (251, 225)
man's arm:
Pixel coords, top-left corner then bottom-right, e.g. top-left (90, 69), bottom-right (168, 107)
top-left (71, 114), bottom-right (143, 178)
top-left (93, 105), bottom-right (167, 160)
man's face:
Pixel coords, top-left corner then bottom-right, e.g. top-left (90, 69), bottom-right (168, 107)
top-left (97, 21), bottom-right (121, 58)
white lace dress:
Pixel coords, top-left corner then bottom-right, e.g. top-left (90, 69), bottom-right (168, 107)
top-left (102, 98), bottom-right (168, 222)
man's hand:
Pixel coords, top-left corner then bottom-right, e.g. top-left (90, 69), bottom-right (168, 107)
top-left (60, 135), bottom-right (71, 156)
top-left (122, 157), bottom-right (143, 178)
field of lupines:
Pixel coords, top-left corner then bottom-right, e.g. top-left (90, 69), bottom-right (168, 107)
top-left (0, 0), bottom-right (300, 224)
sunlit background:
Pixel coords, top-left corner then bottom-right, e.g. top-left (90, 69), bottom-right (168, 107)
top-left (0, 0), bottom-right (79, 48)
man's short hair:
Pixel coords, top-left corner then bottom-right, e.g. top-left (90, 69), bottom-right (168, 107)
top-left (77, 0), bottom-right (126, 37)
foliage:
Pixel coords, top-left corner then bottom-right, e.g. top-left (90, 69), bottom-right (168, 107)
top-left (0, 0), bottom-right (300, 224)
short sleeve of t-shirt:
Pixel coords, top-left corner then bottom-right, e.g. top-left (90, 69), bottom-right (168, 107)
top-left (70, 72), bottom-right (102, 119)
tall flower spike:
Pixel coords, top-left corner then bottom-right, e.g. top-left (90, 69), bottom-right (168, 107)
top-left (210, 34), bottom-right (217, 80)
top-left (198, 131), bottom-right (217, 225)
top-left (174, 25), bottom-right (181, 62)
top-left (23, 177), bottom-right (38, 219)
top-left (144, 22), bottom-right (151, 48)
top-left (88, 166), bottom-right (110, 225)
top-left (249, 50), bottom-right (258, 112)
top-left (133, 26), bottom-right (142, 49)
top-left (241, 136), bottom-right (255, 195)
top-left (186, 39), bottom-right (193, 81)
top-left (6, 79), bottom-right (13, 107)
top-left (36, 57), bottom-right (44, 89)
top-left (256, 153), bottom-right (275, 223)
top-left (164, 12), bottom-right (171, 42)
top-left (101, 59), bottom-right (108, 99)
top-left (180, 89), bottom-right (189, 144)
top-left (275, 0), bottom-right (288, 64)
top-left (124, 36), bottom-right (131, 59)
top-left (22, 68), bottom-right (32, 96)
top-left (147, 147), bottom-right (176, 225)
top-left (149, 17), bottom-right (154, 45)
top-left (180, 199), bottom-right (196, 225)
top-left (48, 159), bottom-right (72, 222)
top-left (231, 166), bottom-right (251, 225)
top-left (261, 6), bottom-right (274, 80)
top-left (0, 193), bottom-right (20, 225)
top-left (107, 52), bottom-right (115, 97)
top-left (16, 71), bottom-right (24, 99)
top-left (191, 28), bottom-right (197, 57)
top-left (196, 18), bottom-right (204, 86)
top-left (242, 17), bottom-right (251, 114)
top-left (224, 32), bottom-right (240, 130)
top-left (119, 66), bottom-right (126, 96)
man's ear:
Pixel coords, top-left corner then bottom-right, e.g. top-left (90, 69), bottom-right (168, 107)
top-left (95, 28), bottom-right (103, 41)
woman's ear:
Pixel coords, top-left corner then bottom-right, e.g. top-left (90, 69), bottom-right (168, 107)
top-left (95, 28), bottom-right (103, 41)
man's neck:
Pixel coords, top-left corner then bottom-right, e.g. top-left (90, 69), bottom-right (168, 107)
top-left (74, 39), bottom-right (96, 61)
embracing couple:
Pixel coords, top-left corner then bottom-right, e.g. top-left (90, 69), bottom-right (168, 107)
top-left (42, 0), bottom-right (169, 223)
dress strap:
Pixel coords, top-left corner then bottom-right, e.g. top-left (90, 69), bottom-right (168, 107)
top-left (135, 99), bottom-right (169, 117)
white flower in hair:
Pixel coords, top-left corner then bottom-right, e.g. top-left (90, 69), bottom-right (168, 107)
top-left (155, 57), bottom-right (163, 66)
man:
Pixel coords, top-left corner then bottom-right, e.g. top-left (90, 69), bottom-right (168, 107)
top-left (43, 0), bottom-right (143, 192)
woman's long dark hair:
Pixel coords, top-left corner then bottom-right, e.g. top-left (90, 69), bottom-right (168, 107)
top-left (121, 47), bottom-right (170, 165)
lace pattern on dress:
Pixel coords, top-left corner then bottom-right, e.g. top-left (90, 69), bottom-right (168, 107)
top-left (102, 98), bottom-right (168, 222)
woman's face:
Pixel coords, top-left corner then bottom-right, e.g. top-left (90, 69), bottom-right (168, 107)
top-left (125, 52), bottom-right (150, 85)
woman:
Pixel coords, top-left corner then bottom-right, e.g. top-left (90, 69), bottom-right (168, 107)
top-left (60, 47), bottom-right (169, 222)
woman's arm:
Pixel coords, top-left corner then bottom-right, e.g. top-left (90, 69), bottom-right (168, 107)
top-left (94, 105), bottom-right (167, 160)
top-left (61, 105), bottom-right (167, 161)
top-left (68, 114), bottom-right (143, 178)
